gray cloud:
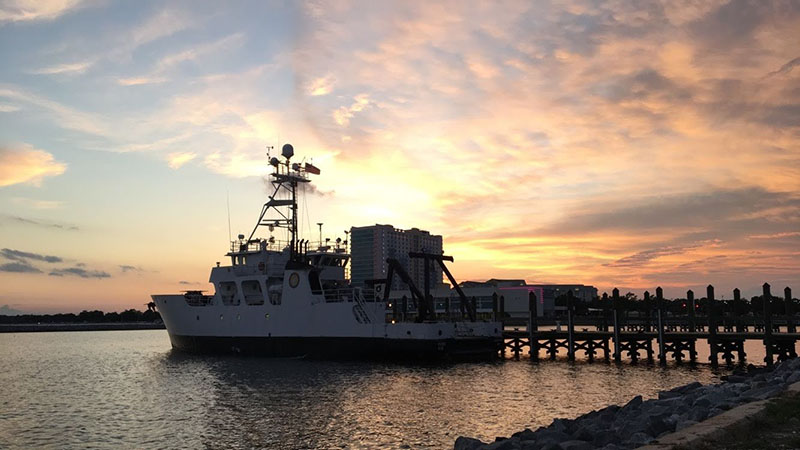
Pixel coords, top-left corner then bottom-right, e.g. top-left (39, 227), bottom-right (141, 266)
top-left (593, 69), bottom-right (692, 104)
top-left (758, 104), bottom-right (800, 128)
top-left (1, 248), bottom-right (62, 263)
top-left (119, 265), bottom-right (142, 273)
top-left (49, 267), bottom-right (111, 279)
top-left (544, 188), bottom-right (800, 235)
top-left (605, 245), bottom-right (701, 268)
top-left (767, 56), bottom-right (800, 77)
top-left (3, 215), bottom-right (79, 231)
top-left (689, 0), bottom-right (777, 50)
top-left (0, 261), bottom-right (43, 273)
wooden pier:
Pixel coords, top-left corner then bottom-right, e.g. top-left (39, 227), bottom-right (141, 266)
top-left (499, 283), bottom-right (799, 366)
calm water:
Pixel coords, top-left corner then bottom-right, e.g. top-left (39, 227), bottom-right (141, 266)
top-left (0, 330), bottom-right (745, 449)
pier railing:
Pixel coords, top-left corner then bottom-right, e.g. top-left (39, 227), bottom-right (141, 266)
top-left (499, 283), bottom-right (798, 366)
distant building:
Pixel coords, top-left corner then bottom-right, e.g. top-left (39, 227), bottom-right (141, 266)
top-left (457, 280), bottom-right (598, 317)
top-left (350, 224), bottom-right (443, 291)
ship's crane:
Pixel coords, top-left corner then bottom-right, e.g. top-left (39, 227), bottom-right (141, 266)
top-left (382, 252), bottom-right (476, 322)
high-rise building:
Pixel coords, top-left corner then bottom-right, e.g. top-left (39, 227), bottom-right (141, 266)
top-left (350, 224), bottom-right (443, 291)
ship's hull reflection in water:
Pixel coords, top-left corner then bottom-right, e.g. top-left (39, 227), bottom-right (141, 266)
top-left (0, 330), bottom-right (732, 449)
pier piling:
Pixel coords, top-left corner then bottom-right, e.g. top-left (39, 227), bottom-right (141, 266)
top-left (567, 291), bottom-right (575, 361)
top-left (708, 285), bottom-right (719, 366)
top-left (529, 292), bottom-right (538, 361)
top-left (786, 287), bottom-right (795, 334)
top-left (613, 288), bottom-right (621, 363)
top-left (656, 287), bottom-right (666, 365)
top-left (734, 288), bottom-right (745, 333)
top-left (764, 283), bottom-right (774, 366)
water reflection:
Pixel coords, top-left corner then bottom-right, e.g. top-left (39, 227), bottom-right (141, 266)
top-left (1, 331), bottom-right (736, 449)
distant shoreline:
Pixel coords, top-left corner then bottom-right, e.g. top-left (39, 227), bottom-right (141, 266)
top-left (0, 322), bottom-right (166, 333)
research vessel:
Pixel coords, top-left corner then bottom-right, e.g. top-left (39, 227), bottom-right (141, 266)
top-left (152, 144), bottom-right (502, 359)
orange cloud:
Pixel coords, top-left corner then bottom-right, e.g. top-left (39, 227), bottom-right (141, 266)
top-left (0, 145), bottom-right (66, 187)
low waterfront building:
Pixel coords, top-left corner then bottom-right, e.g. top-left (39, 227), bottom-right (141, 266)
top-left (381, 280), bottom-right (596, 318)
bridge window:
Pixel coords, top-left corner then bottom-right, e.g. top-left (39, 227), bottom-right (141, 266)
top-left (242, 280), bottom-right (264, 305)
top-left (220, 282), bottom-right (239, 305)
top-left (309, 270), bottom-right (322, 295)
top-left (268, 278), bottom-right (282, 305)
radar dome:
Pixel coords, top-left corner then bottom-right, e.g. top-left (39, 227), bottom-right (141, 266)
top-left (282, 143), bottom-right (294, 159)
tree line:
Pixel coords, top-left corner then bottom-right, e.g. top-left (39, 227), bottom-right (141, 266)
top-left (0, 308), bottom-right (161, 324)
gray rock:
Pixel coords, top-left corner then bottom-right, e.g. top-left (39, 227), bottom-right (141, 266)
top-left (741, 385), bottom-right (784, 401)
top-left (455, 436), bottom-right (485, 450)
top-left (645, 405), bottom-right (671, 417)
top-left (787, 371), bottom-right (800, 384)
top-left (533, 430), bottom-right (571, 449)
top-left (676, 381), bottom-right (703, 393)
top-left (592, 430), bottom-right (621, 447)
top-left (647, 415), bottom-right (673, 437)
top-left (768, 376), bottom-right (784, 386)
top-left (549, 419), bottom-right (571, 434)
top-left (511, 429), bottom-right (536, 441)
top-left (675, 419), bottom-right (698, 431)
top-left (617, 418), bottom-right (648, 440)
top-left (625, 432), bottom-right (654, 446)
top-left (623, 395), bottom-right (643, 410)
top-left (558, 440), bottom-right (593, 450)
top-left (600, 445), bottom-right (624, 450)
top-left (687, 407), bottom-right (709, 422)
top-left (539, 444), bottom-right (562, 450)
top-left (657, 390), bottom-right (681, 400)
top-left (519, 441), bottom-right (538, 450)
top-left (486, 438), bottom-right (519, 450)
top-left (708, 407), bottom-right (725, 418)
top-left (653, 396), bottom-right (684, 408)
top-left (725, 374), bottom-right (748, 383)
top-left (693, 391), bottom-right (726, 409)
top-left (571, 424), bottom-right (598, 442)
top-left (599, 410), bottom-right (617, 423)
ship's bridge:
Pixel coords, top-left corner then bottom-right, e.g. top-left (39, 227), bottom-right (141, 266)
top-left (305, 244), bottom-right (349, 281)
top-left (222, 237), bottom-right (290, 277)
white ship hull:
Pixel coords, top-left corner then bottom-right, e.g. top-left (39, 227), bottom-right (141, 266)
top-left (153, 268), bottom-right (502, 359)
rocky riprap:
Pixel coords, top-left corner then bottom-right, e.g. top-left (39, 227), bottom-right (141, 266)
top-left (455, 358), bottom-right (800, 450)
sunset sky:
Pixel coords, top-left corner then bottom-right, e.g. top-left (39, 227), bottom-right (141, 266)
top-left (1, 0), bottom-right (798, 313)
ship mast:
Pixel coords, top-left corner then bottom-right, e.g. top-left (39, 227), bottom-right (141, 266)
top-left (246, 143), bottom-right (316, 262)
